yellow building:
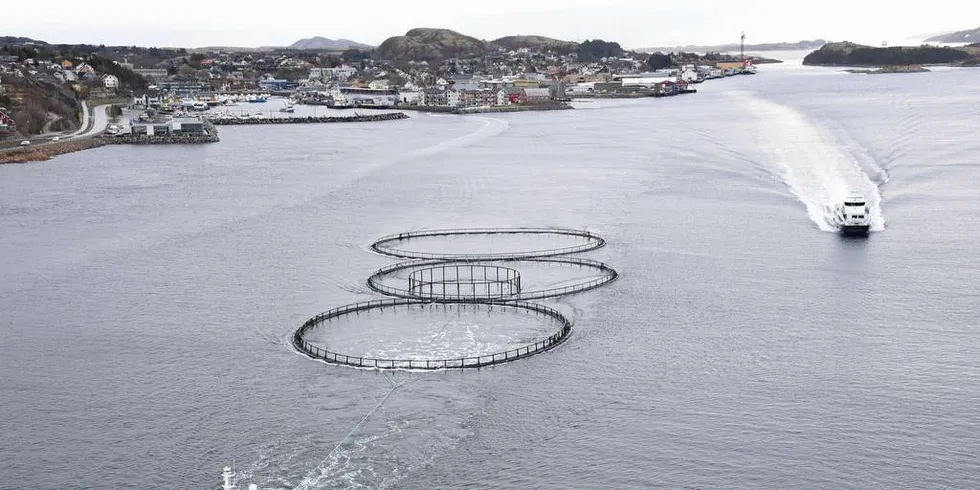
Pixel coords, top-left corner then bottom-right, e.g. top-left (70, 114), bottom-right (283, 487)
top-left (715, 61), bottom-right (744, 70)
top-left (61, 60), bottom-right (73, 69)
top-left (514, 79), bottom-right (540, 88)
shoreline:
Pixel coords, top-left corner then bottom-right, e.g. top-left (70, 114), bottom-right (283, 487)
top-left (0, 137), bottom-right (107, 164)
top-left (390, 103), bottom-right (572, 114)
top-left (207, 112), bottom-right (409, 125)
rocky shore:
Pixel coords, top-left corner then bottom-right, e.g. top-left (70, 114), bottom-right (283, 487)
top-left (99, 133), bottom-right (220, 144)
top-left (208, 112), bottom-right (409, 125)
top-left (844, 65), bottom-right (930, 74)
top-left (0, 138), bottom-right (105, 164)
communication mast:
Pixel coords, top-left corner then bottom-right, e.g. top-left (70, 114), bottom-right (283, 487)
top-left (740, 31), bottom-right (746, 64)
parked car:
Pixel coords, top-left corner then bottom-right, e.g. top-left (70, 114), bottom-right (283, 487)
top-left (20, 140), bottom-right (30, 146)
top-left (51, 136), bottom-right (60, 142)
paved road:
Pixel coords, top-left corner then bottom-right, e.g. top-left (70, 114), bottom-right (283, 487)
top-left (0, 102), bottom-right (112, 151)
top-left (75, 103), bottom-right (112, 138)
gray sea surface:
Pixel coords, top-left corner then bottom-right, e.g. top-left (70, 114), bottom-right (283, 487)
top-left (2, 60), bottom-right (979, 489)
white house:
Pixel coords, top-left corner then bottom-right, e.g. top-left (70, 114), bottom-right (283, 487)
top-left (678, 65), bottom-right (699, 83)
top-left (495, 89), bottom-right (509, 106)
top-left (103, 74), bottom-right (120, 89)
top-left (445, 86), bottom-right (460, 107)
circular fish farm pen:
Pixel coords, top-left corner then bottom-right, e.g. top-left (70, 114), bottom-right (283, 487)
top-left (292, 299), bottom-right (572, 370)
top-left (370, 227), bottom-right (606, 260)
top-left (407, 263), bottom-right (521, 301)
top-left (367, 257), bottom-right (617, 302)
top-left (292, 227), bottom-right (618, 370)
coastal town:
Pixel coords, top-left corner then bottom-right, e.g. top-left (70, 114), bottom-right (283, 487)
top-left (1, 30), bottom-right (767, 152)
top-left (1, 28), bottom-right (977, 160)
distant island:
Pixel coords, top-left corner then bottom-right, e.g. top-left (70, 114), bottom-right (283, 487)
top-left (802, 41), bottom-right (976, 67)
top-left (844, 66), bottom-right (930, 75)
top-left (288, 37), bottom-right (373, 50)
top-left (924, 27), bottom-right (980, 44)
top-left (638, 39), bottom-right (826, 53)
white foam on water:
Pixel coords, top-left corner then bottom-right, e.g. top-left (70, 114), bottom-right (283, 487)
top-left (403, 116), bottom-right (509, 160)
top-left (744, 95), bottom-right (886, 232)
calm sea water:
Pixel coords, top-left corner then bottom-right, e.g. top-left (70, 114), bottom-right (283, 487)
top-left (2, 60), bottom-right (979, 489)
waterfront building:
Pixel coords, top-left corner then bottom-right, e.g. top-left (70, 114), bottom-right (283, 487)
top-left (399, 90), bottom-right (423, 105)
top-left (519, 87), bottom-right (552, 104)
top-left (308, 66), bottom-right (358, 81)
top-left (337, 87), bottom-right (398, 107)
top-left (130, 117), bottom-right (207, 137)
top-left (258, 77), bottom-right (294, 91)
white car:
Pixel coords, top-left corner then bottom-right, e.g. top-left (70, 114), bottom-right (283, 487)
top-left (52, 136), bottom-right (60, 142)
top-left (20, 140), bottom-right (30, 146)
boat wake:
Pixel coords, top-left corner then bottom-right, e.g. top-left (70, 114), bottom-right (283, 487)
top-left (404, 116), bottom-right (509, 161)
top-left (745, 95), bottom-right (886, 233)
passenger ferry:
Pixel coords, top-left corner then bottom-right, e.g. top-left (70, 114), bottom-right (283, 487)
top-left (834, 193), bottom-right (871, 236)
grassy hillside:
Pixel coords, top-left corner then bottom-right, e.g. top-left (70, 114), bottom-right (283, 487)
top-left (802, 42), bottom-right (971, 66)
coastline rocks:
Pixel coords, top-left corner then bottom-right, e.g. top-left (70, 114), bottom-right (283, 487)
top-left (100, 133), bottom-right (220, 144)
top-left (207, 112), bottom-right (409, 125)
top-left (0, 138), bottom-right (105, 164)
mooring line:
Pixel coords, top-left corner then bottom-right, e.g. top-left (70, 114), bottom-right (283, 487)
top-left (294, 375), bottom-right (408, 490)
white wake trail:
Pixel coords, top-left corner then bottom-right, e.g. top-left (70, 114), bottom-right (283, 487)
top-left (404, 116), bottom-right (509, 160)
top-left (747, 96), bottom-right (886, 232)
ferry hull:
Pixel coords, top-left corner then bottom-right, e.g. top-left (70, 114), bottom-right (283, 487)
top-left (840, 224), bottom-right (870, 237)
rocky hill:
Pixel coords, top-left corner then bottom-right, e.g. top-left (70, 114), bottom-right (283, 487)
top-left (924, 27), bottom-right (980, 43)
top-left (375, 28), bottom-right (489, 62)
top-left (288, 36), bottom-right (373, 50)
top-left (802, 41), bottom-right (972, 66)
top-left (492, 35), bottom-right (577, 51)
top-left (0, 36), bottom-right (47, 46)
top-left (0, 76), bottom-right (81, 136)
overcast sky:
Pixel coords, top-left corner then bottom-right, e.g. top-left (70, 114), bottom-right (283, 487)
top-left (3, 0), bottom-right (977, 49)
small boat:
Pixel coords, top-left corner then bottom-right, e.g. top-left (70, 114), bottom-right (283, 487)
top-left (221, 466), bottom-right (257, 490)
top-left (741, 65), bottom-right (758, 75)
top-left (279, 102), bottom-right (295, 113)
top-left (834, 193), bottom-right (871, 236)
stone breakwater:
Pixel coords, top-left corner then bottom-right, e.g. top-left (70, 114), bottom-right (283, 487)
top-left (99, 133), bottom-right (220, 145)
top-left (207, 112), bottom-right (409, 125)
top-left (0, 139), bottom-right (105, 164)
